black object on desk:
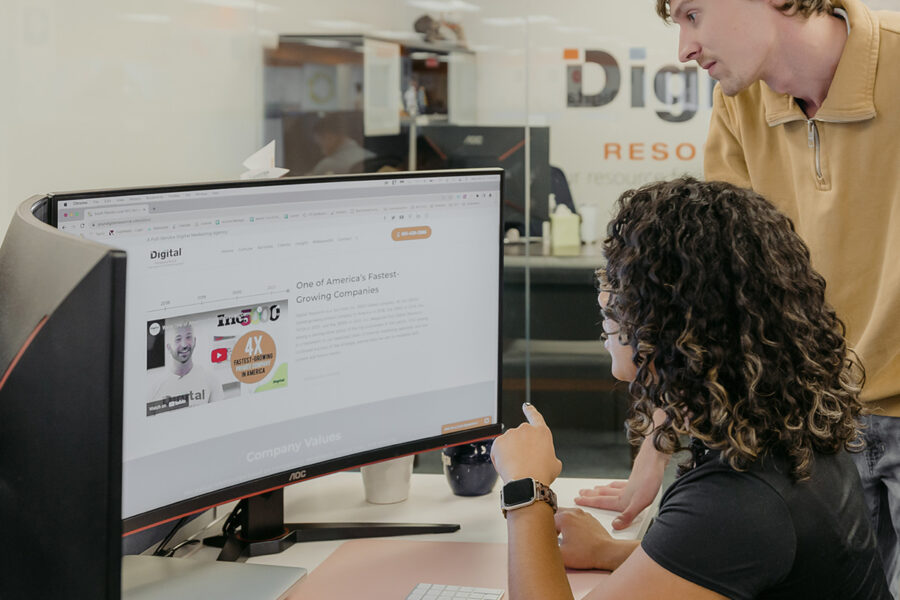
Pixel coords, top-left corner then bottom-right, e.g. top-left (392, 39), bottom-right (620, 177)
top-left (202, 488), bottom-right (460, 562)
top-left (443, 440), bottom-right (499, 496)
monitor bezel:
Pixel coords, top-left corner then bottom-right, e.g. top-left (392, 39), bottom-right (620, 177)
top-left (46, 168), bottom-right (505, 536)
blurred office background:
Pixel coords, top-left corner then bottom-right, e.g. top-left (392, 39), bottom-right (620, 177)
top-left (3, 0), bottom-right (897, 480)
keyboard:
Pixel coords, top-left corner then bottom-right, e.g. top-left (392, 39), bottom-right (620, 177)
top-left (405, 583), bottom-right (505, 600)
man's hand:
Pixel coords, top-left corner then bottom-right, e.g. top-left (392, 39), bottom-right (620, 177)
top-left (490, 403), bottom-right (562, 485)
top-left (574, 434), bottom-right (668, 530)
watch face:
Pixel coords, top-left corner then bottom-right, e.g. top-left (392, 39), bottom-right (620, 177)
top-left (502, 478), bottom-right (536, 508)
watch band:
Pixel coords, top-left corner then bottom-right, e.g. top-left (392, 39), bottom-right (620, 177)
top-left (501, 478), bottom-right (558, 518)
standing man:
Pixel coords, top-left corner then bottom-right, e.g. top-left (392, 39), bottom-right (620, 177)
top-left (575, 0), bottom-right (900, 594)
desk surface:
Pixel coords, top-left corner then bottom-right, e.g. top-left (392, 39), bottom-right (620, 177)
top-left (504, 240), bottom-right (604, 270)
top-left (178, 472), bottom-right (655, 596)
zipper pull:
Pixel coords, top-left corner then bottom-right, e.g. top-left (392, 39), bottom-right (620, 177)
top-left (807, 120), bottom-right (815, 148)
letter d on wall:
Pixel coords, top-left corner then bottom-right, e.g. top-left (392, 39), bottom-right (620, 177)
top-left (567, 50), bottom-right (620, 108)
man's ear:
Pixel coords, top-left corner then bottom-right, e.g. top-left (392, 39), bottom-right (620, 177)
top-left (763, 0), bottom-right (801, 23)
top-left (765, 0), bottom-right (793, 13)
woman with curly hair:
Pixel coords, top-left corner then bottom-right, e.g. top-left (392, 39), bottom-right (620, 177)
top-left (490, 178), bottom-right (889, 599)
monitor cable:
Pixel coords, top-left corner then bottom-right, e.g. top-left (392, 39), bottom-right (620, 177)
top-left (152, 516), bottom-right (200, 557)
top-left (221, 499), bottom-right (246, 538)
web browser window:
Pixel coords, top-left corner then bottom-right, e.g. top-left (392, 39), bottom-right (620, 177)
top-left (57, 173), bottom-right (502, 519)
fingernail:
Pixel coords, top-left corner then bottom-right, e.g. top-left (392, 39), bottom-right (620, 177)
top-left (522, 402), bottom-right (532, 409)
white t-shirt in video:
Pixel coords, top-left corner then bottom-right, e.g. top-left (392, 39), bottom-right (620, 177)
top-left (152, 365), bottom-right (223, 407)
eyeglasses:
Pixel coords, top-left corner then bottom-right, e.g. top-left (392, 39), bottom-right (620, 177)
top-left (599, 314), bottom-right (622, 342)
top-left (597, 288), bottom-right (623, 342)
top-left (595, 268), bottom-right (626, 341)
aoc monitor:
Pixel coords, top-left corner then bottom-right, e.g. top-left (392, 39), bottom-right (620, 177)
top-left (48, 168), bottom-right (503, 558)
top-left (417, 125), bottom-right (550, 236)
top-left (0, 197), bottom-right (125, 598)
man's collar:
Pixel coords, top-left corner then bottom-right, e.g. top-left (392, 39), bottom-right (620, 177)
top-left (762, 0), bottom-right (878, 125)
top-left (834, 8), bottom-right (850, 36)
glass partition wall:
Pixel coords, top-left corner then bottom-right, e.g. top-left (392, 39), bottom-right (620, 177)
top-left (10, 0), bottom-right (854, 487)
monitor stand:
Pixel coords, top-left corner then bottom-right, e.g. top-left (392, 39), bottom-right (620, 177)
top-left (203, 488), bottom-right (460, 562)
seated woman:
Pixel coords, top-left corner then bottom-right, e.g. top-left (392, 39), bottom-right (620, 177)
top-left (490, 178), bottom-right (889, 600)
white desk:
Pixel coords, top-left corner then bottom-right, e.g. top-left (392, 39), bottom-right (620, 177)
top-left (166, 472), bottom-right (658, 598)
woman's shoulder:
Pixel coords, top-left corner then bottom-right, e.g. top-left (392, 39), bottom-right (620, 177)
top-left (643, 450), bottom-right (797, 598)
top-left (665, 449), bottom-right (790, 507)
top-left (668, 447), bottom-right (859, 516)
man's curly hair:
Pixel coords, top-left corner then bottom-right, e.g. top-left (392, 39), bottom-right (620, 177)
top-left (601, 177), bottom-right (864, 480)
top-left (655, 0), bottom-right (834, 21)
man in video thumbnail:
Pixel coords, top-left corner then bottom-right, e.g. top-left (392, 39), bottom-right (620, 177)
top-left (149, 321), bottom-right (223, 414)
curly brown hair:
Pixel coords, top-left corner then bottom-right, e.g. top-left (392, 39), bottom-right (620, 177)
top-left (601, 178), bottom-right (864, 479)
top-left (655, 0), bottom-right (835, 21)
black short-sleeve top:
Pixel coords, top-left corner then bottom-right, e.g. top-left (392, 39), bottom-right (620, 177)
top-left (640, 446), bottom-right (889, 599)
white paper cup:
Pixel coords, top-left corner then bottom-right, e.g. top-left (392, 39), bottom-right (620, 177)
top-left (360, 455), bottom-right (414, 504)
top-left (580, 205), bottom-right (598, 244)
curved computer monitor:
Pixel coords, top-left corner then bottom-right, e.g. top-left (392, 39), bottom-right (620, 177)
top-left (0, 196), bottom-right (125, 598)
top-left (45, 169), bottom-right (503, 555)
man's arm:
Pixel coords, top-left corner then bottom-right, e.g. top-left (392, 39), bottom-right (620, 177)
top-left (704, 85), bottom-right (751, 187)
top-left (574, 409), bottom-right (668, 530)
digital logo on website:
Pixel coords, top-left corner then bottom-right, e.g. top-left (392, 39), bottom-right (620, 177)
top-left (150, 248), bottom-right (182, 261)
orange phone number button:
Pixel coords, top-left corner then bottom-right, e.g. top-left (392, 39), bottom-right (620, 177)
top-left (391, 226), bottom-right (432, 241)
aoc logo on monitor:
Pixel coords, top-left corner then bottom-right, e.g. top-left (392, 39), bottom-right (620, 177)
top-left (150, 248), bottom-right (182, 261)
top-left (288, 470), bottom-right (308, 482)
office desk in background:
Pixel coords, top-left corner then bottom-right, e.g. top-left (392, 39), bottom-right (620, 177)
top-left (164, 472), bottom-right (657, 599)
top-left (502, 242), bottom-right (629, 433)
top-left (503, 241), bottom-right (604, 342)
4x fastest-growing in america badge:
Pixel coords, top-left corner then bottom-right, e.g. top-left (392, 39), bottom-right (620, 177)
top-left (231, 330), bottom-right (277, 384)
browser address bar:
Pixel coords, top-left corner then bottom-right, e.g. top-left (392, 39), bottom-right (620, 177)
top-left (85, 205), bottom-right (149, 220)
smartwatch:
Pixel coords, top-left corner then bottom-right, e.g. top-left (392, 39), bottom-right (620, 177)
top-left (500, 477), bottom-right (557, 518)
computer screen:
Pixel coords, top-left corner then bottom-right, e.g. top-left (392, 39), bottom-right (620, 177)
top-left (50, 169), bottom-right (503, 536)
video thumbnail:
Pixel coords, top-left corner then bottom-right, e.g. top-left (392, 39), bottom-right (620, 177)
top-left (145, 300), bottom-right (289, 417)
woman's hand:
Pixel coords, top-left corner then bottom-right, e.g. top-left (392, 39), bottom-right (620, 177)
top-left (490, 403), bottom-right (562, 485)
top-left (556, 508), bottom-right (640, 572)
top-left (554, 508), bottom-right (610, 569)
